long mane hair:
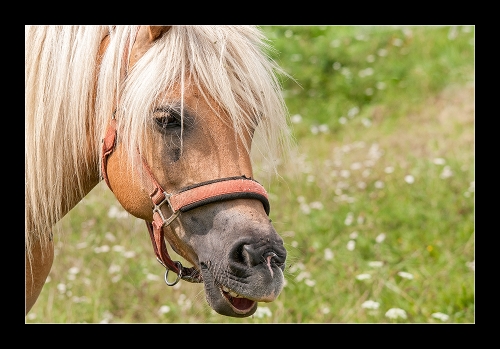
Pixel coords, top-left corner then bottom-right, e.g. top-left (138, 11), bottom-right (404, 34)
top-left (25, 25), bottom-right (292, 263)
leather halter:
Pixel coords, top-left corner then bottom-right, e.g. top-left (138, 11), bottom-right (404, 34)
top-left (101, 111), bottom-right (271, 286)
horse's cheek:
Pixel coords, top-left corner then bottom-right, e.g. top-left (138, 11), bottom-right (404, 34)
top-left (105, 148), bottom-right (153, 220)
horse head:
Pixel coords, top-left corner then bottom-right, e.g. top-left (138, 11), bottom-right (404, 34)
top-left (101, 26), bottom-right (287, 317)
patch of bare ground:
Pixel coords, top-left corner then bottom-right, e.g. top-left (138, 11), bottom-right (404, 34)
top-left (373, 83), bottom-right (474, 165)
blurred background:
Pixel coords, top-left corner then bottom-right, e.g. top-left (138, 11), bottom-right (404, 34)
top-left (26, 25), bottom-right (474, 323)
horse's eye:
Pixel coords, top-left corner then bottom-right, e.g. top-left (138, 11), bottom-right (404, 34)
top-left (153, 107), bottom-right (181, 130)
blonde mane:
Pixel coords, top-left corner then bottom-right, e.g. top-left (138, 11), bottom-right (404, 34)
top-left (25, 25), bottom-right (291, 263)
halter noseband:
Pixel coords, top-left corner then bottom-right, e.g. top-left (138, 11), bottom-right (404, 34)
top-left (101, 113), bottom-right (271, 286)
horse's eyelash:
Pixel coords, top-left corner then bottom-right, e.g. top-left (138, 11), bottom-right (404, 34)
top-left (152, 107), bottom-right (183, 124)
top-left (153, 106), bottom-right (180, 115)
top-left (153, 106), bottom-right (196, 128)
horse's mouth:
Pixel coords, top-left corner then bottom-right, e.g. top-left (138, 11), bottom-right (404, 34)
top-left (219, 283), bottom-right (257, 314)
top-left (200, 263), bottom-right (258, 317)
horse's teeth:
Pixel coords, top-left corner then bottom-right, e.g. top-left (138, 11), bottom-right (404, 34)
top-left (221, 285), bottom-right (241, 298)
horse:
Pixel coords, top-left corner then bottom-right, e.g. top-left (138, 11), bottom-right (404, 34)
top-left (25, 25), bottom-right (292, 319)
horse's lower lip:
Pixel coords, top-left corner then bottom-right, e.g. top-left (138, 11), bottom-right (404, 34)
top-left (200, 263), bottom-right (257, 317)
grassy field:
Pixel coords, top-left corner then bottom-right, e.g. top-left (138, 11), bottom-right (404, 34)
top-left (26, 25), bottom-right (474, 323)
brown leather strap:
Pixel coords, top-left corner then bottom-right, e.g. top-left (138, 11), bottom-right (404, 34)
top-left (146, 220), bottom-right (180, 272)
top-left (146, 220), bottom-right (202, 283)
top-left (140, 155), bottom-right (270, 215)
top-left (171, 178), bottom-right (269, 214)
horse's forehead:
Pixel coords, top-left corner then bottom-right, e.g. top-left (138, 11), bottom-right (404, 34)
top-left (155, 82), bottom-right (202, 101)
top-left (151, 85), bottom-right (221, 124)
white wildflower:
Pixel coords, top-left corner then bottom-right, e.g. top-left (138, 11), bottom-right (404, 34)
top-left (431, 312), bottom-right (449, 321)
top-left (404, 175), bottom-right (415, 184)
top-left (374, 180), bottom-right (385, 189)
top-left (375, 233), bottom-right (386, 243)
top-left (324, 248), bottom-right (334, 260)
top-left (368, 261), bottom-right (384, 268)
top-left (112, 245), bottom-right (125, 252)
top-left (296, 271), bottom-right (311, 282)
top-left (377, 48), bottom-right (388, 57)
top-left (158, 305), bottom-right (171, 314)
top-left (356, 273), bottom-right (371, 280)
top-left (361, 300), bottom-right (380, 310)
top-left (290, 114), bottom-right (302, 123)
top-left (105, 232), bottom-right (116, 242)
top-left (123, 250), bottom-right (136, 258)
top-left (68, 267), bottom-right (80, 275)
top-left (94, 245), bottom-right (110, 253)
top-left (310, 201), bottom-right (324, 210)
top-left (146, 273), bottom-right (160, 281)
top-left (385, 308), bottom-right (407, 319)
top-left (254, 306), bottom-right (272, 318)
top-left (57, 283), bottom-right (67, 294)
top-left (347, 240), bottom-right (356, 251)
top-left (108, 264), bottom-right (121, 274)
top-left (344, 212), bottom-right (354, 226)
top-left (397, 271), bottom-right (414, 280)
top-left (305, 279), bottom-right (316, 287)
top-left (440, 166), bottom-right (453, 179)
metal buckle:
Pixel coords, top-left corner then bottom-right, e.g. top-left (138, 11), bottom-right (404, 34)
top-left (152, 191), bottom-right (180, 227)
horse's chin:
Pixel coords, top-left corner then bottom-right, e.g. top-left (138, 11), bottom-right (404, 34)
top-left (200, 264), bottom-right (258, 318)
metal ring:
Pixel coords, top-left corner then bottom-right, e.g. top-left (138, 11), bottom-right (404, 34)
top-left (164, 261), bottom-right (183, 286)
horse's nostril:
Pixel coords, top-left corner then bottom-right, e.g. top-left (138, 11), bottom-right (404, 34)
top-left (242, 244), bottom-right (259, 267)
top-left (241, 245), bottom-right (281, 267)
top-left (230, 235), bottom-right (287, 270)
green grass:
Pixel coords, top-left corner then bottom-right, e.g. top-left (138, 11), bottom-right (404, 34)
top-left (26, 25), bottom-right (474, 323)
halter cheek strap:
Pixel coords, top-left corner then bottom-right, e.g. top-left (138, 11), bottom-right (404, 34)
top-left (101, 117), bottom-right (271, 285)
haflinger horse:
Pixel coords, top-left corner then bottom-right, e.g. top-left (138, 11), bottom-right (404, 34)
top-left (25, 25), bottom-right (292, 319)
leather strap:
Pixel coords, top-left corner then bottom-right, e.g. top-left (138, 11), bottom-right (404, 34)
top-left (170, 177), bottom-right (269, 214)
